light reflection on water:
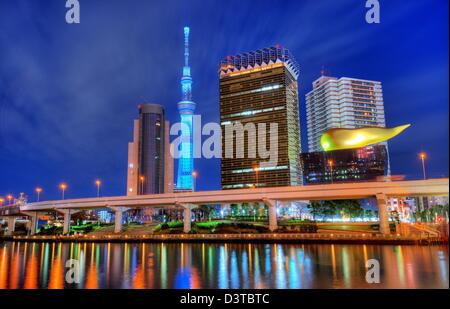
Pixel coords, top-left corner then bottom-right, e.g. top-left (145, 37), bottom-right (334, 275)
top-left (0, 241), bottom-right (447, 289)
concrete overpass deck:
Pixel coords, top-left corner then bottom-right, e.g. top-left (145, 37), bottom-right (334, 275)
top-left (2, 179), bottom-right (447, 236)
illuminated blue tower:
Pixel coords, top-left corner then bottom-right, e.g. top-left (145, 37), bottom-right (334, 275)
top-left (176, 26), bottom-right (196, 190)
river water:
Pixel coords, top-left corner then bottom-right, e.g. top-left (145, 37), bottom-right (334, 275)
top-left (0, 241), bottom-right (447, 289)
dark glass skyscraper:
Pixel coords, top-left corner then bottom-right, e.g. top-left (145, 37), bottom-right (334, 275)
top-left (127, 104), bottom-right (173, 196)
top-left (138, 104), bottom-right (164, 194)
top-left (219, 46), bottom-right (302, 189)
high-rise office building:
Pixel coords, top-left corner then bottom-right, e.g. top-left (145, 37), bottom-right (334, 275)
top-left (305, 75), bottom-right (386, 152)
top-left (127, 103), bottom-right (173, 196)
top-left (219, 45), bottom-right (302, 189)
top-left (176, 26), bottom-right (196, 191)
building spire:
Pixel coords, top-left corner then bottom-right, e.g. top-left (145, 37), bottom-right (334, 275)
top-left (180, 26), bottom-right (193, 103)
top-left (184, 27), bottom-right (190, 67)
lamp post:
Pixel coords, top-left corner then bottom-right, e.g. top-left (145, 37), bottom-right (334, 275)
top-left (35, 187), bottom-right (42, 202)
top-left (6, 194), bottom-right (13, 205)
top-left (328, 159), bottom-right (334, 184)
top-left (95, 179), bottom-right (101, 197)
top-left (139, 176), bottom-right (145, 194)
top-left (419, 152), bottom-right (427, 180)
top-left (59, 183), bottom-right (67, 200)
top-left (192, 170), bottom-right (198, 192)
top-left (0, 198), bottom-right (4, 206)
top-left (253, 165), bottom-right (259, 188)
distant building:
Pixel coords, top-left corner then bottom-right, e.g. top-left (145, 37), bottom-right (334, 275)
top-left (219, 45), bottom-right (302, 189)
top-left (97, 209), bottom-right (112, 223)
top-left (428, 196), bottom-right (449, 207)
top-left (414, 196), bottom-right (429, 212)
top-left (300, 145), bottom-right (388, 184)
top-left (306, 75), bottom-right (386, 152)
top-left (387, 198), bottom-right (413, 222)
top-left (126, 104), bottom-right (174, 222)
top-left (127, 104), bottom-right (173, 196)
top-left (305, 75), bottom-right (388, 166)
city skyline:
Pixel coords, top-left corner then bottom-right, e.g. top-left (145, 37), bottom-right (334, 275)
top-left (0, 0), bottom-right (448, 297)
top-left (0, 0), bottom-right (448, 200)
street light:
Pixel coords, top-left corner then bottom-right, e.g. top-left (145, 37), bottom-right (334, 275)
top-left (0, 198), bottom-right (4, 206)
top-left (328, 159), bottom-right (334, 184)
top-left (59, 183), bottom-right (67, 200)
top-left (35, 187), bottom-right (42, 202)
top-left (95, 179), bottom-right (101, 197)
top-left (6, 194), bottom-right (13, 205)
top-left (192, 170), bottom-right (198, 192)
top-left (139, 176), bottom-right (145, 194)
top-left (419, 152), bottom-right (427, 180)
top-left (253, 165), bottom-right (259, 188)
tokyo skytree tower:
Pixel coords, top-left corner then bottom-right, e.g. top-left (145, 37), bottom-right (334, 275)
top-left (176, 26), bottom-right (196, 190)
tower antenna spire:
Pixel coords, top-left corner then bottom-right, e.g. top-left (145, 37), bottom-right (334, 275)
top-left (184, 26), bottom-right (190, 67)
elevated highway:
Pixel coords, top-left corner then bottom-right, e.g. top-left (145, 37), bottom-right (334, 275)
top-left (2, 178), bottom-right (447, 235)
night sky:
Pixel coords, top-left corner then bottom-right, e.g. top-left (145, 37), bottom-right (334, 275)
top-left (0, 0), bottom-right (448, 201)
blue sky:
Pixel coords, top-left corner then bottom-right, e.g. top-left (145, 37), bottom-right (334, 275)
top-left (0, 0), bottom-right (448, 201)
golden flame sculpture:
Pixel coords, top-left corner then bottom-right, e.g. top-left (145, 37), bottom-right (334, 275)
top-left (320, 124), bottom-right (411, 151)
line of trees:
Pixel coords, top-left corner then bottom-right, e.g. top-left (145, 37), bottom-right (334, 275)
top-left (307, 200), bottom-right (373, 221)
top-left (413, 204), bottom-right (449, 223)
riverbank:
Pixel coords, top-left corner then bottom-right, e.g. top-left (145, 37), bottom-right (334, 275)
top-left (1, 233), bottom-right (447, 245)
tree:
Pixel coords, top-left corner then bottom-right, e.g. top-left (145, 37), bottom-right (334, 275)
top-left (307, 201), bottom-right (337, 221)
top-left (209, 206), bottom-right (218, 219)
top-left (321, 200), bottom-right (338, 220)
top-left (198, 205), bottom-right (211, 221)
top-left (293, 202), bottom-right (308, 219)
top-left (332, 199), bottom-right (364, 221)
top-left (307, 201), bottom-right (321, 221)
top-left (443, 204), bottom-right (449, 222)
top-left (241, 202), bottom-right (250, 216)
top-left (230, 204), bottom-right (239, 218)
top-left (365, 209), bottom-right (373, 220)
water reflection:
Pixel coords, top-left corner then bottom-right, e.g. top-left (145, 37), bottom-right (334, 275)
top-left (0, 241), bottom-right (447, 289)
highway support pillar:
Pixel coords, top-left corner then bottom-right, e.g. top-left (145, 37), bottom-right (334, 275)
top-left (263, 199), bottom-right (278, 232)
top-left (108, 207), bottom-right (129, 233)
top-left (22, 211), bottom-right (38, 235)
top-left (5, 217), bottom-right (16, 236)
top-left (376, 193), bottom-right (390, 235)
top-left (56, 209), bottom-right (81, 235)
top-left (178, 204), bottom-right (196, 233)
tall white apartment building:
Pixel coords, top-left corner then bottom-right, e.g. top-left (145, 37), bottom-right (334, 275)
top-left (305, 75), bottom-right (386, 152)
